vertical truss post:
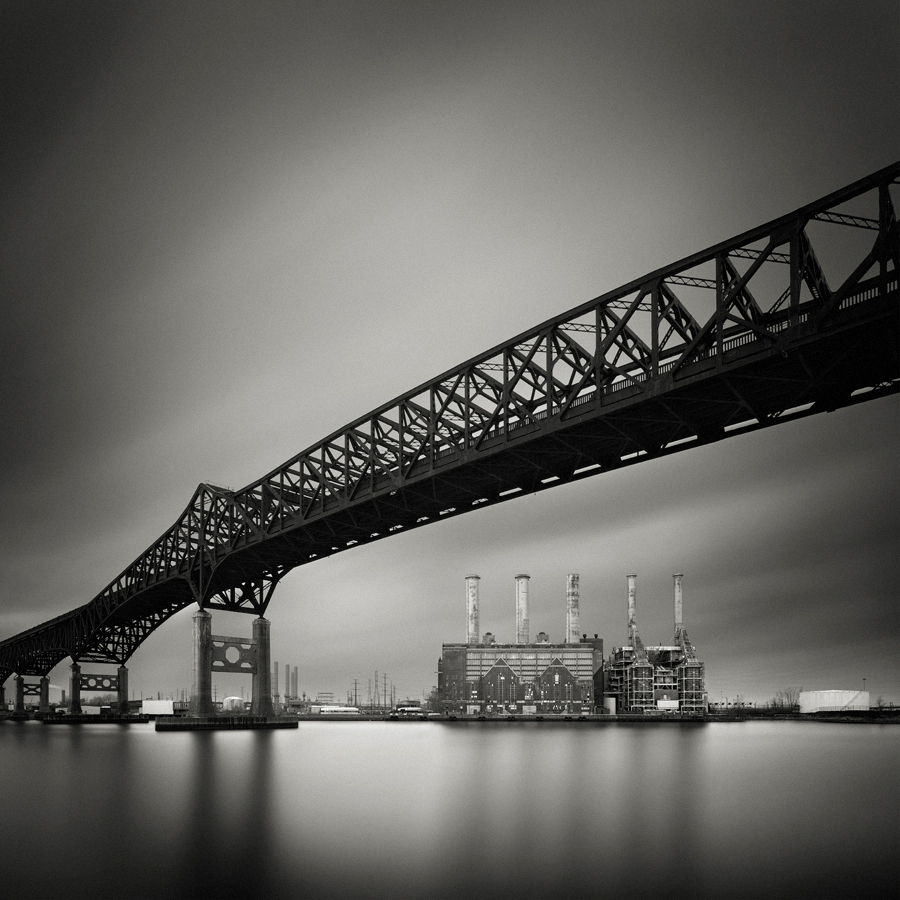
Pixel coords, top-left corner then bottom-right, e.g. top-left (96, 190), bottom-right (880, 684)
top-left (789, 223), bottom-right (802, 327)
top-left (880, 183), bottom-right (898, 288)
top-left (69, 662), bottom-right (82, 714)
top-left (715, 254), bottom-right (725, 367)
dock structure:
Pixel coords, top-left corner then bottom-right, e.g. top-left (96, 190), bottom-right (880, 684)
top-left (156, 715), bottom-right (297, 731)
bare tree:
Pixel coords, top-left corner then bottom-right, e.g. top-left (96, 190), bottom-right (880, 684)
top-left (773, 686), bottom-right (802, 711)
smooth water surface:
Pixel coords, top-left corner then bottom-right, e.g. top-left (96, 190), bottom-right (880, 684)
top-left (1, 719), bottom-right (896, 899)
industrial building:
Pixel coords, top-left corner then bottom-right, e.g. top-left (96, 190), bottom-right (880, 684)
top-left (438, 574), bottom-right (603, 715)
top-left (604, 574), bottom-right (707, 714)
top-left (799, 690), bottom-right (869, 713)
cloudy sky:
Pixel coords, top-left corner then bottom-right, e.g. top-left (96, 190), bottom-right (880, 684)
top-left (2, 1), bottom-right (897, 706)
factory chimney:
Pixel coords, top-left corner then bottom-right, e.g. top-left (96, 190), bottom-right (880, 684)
top-left (566, 574), bottom-right (580, 644)
top-left (627, 574), bottom-right (646, 656)
top-left (673, 573), bottom-right (684, 637)
top-left (515, 575), bottom-right (530, 644)
top-left (465, 575), bottom-right (480, 644)
top-left (673, 572), bottom-right (698, 659)
top-left (274, 660), bottom-right (279, 705)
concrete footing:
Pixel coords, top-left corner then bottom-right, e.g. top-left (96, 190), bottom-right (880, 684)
top-left (156, 715), bottom-right (297, 731)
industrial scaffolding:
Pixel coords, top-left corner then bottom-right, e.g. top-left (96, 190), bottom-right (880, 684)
top-left (605, 574), bottom-right (706, 714)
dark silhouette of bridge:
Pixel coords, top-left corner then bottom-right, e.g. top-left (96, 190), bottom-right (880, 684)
top-left (2, 163), bottom-right (897, 712)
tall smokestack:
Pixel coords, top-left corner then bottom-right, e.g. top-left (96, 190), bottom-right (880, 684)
top-left (626, 573), bottom-right (647, 658)
top-left (515, 574), bottom-right (530, 644)
top-left (465, 575), bottom-right (480, 644)
top-left (627, 574), bottom-right (637, 643)
top-left (673, 573), bottom-right (684, 636)
top-left (285, 664), bottom-right (291, 700)
top-left (566, 574), bottom-right (580, 644)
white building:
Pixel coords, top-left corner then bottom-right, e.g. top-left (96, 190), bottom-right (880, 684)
top-left (799, 690), bottom-right (869, 713)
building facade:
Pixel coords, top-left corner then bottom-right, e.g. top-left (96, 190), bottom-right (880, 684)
top-left (440, 635), bottom-right (604, 715)
top-left (439, 573), bottom-right (603, 715)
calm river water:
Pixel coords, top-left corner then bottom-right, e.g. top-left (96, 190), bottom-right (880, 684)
top-left (0, 719), bottom-right (896, 900)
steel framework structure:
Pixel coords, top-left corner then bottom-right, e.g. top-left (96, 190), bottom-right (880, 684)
top-left (2, 163), bottom-right (897, 682)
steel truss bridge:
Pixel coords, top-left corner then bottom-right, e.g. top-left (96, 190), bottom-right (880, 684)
top-left (2, 163), bottom-right (898, 685)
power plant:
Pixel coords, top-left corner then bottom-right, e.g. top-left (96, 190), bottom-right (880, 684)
top-left (438, 572), bottom-right (707, 715)
top-left (604, 573), bottom-right (706, 714)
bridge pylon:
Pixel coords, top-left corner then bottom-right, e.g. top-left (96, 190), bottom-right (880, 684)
top-left (10, 674), bottom-right (49, 715)
top-left (67, 663), bottom-right (130, 715)
top-left (189, 608), bottom-right (275, 717)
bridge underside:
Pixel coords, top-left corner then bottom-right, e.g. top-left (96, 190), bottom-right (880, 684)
top-left (1, 162), bottom-right (897, 681)
top-left (210, 289), bottom-right (895, 581)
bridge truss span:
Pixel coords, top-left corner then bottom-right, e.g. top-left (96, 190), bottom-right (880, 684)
top-left (1, 162), bottom-right (897, 681)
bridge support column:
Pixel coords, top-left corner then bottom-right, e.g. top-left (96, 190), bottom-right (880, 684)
top-left (69, 663), bottom-right (82, 714)
top-left (39, 677), bottom-right (50, 714)
top-left (15, 675), bottom-right (25, 714)
top-left (251, 616), bottom-right (274, 716)
top-left (117, 666), bottom-right (129, 716)
top-left (0, 680), bottom-right (5, 711)
top-left (190, 609), bottom-right (215, 716)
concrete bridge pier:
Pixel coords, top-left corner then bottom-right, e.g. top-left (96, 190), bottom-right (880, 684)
top-left (0, 679), bottom-right (5, 711)
top-left (39, 677), bottom-right (50, 714)
top-left (15, 675), bottom-right (25, 714)
top-left (251, 616), bottom-right (274, 716)
top-left (117, 666), bottom-right (129, 715)
top-left (69, 663), bottom-right (82, 714)
top-left (190, 609), bottom-right (215, 716)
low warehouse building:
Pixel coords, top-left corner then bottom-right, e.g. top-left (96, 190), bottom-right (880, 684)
top-left (799, 690), bottom-right (869, 713)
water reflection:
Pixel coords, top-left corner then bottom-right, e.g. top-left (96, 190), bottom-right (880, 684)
top-left (0, 720), bottom-right (897, 899)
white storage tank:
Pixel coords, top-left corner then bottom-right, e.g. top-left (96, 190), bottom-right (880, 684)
top-left (799, 690), bottom-right (869, 713)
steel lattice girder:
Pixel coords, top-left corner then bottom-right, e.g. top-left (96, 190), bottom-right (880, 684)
top-left (1, 162), bottom-right (897, 679)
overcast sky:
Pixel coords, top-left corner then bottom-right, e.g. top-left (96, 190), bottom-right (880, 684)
top-left (2, 1), bottom-right (897, 705)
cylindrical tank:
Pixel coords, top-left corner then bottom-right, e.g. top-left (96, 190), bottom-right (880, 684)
top-left (566, 574), bottom-right (580, 644)
top-left (515, 574), bottom-right (530, 644)
top-left (603, 696), bottom-right (616, 716)
top-left (465, 575), bottom-right (480, 644)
